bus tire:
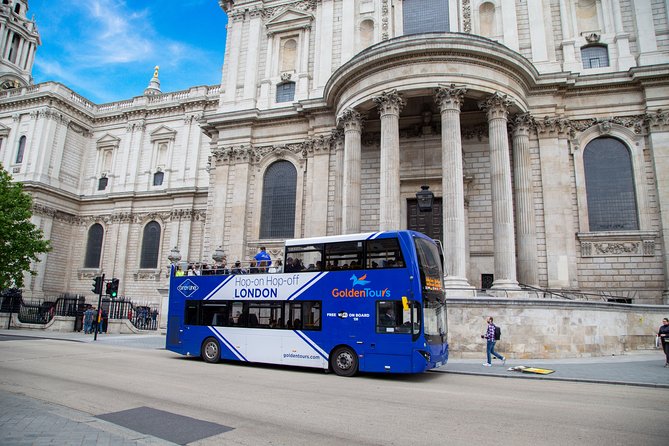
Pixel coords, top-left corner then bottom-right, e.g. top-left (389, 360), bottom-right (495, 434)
top-left (330, 346), bottom-right (358, 377)
top-left (201, 337), bottom-right (221, 363)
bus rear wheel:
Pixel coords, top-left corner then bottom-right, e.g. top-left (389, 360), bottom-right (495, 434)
top-left (201, 337), bottom-right (221, 363)
top-left (331, 346), bottom-right (358, 377)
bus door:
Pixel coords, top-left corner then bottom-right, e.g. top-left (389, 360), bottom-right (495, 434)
top-left (368, 299), bottom-right (420, 372)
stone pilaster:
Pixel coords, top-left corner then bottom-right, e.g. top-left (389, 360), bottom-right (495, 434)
top-left (535, 116), bottom-right (577, 289)
top-left (373, 90), bottom-right (405, 231)
top-left (338, 109), bottom-right (364, 234)
top-left (332, 129), bottom-right (344, 235)
top-left (510, 113), bottom-right (538, 287)
top-left (435, 84), bottom-right (471, 288)
top-left (479, 93), bottom-right (519, 290)
top-left (645, 110), bottom-right (669, 303)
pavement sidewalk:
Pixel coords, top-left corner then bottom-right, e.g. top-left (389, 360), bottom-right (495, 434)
top-left (436, 351), bottom-right (669, 388)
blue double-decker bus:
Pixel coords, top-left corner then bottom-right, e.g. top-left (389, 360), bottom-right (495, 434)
top-left (166, 230), bottom-right (448, 376)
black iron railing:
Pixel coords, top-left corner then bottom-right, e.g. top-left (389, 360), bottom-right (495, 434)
top-left (1, 290), bottom-right (160, 331)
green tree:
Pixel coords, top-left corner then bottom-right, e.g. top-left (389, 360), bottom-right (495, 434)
top-left (0, 164), bottom-right (51, 290)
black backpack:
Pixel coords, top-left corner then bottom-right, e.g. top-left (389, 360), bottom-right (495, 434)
top-left (494, 325), bottom-right (501, 340)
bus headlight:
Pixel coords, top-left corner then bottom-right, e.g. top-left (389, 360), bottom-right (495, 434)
top-left (418, 350), bottom-right (431, 362)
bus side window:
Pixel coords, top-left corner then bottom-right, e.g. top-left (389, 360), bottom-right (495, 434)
top-left (376, 300), bottom-right (413, 334)
top-left (185, 301), bottom-right (199, 325)
top-left (302, 301), bottom-right (321, 330)
top-left (366, 238), bottom-right (405, 269)
top-left (230, 302), bottom-right (243, 326)
top-left (325, 241), bottom-right (362, 271)
top-left (285, 244), bottom-right (323, 273)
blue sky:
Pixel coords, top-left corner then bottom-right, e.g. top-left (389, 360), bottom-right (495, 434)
top-left (28, 0), bottom-right (228, 104)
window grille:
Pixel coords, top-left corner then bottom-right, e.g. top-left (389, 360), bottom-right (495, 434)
top-left (140, 221), bottom-right (161, 268)
top-left (581, 45), bottom-right (609, 69)
top-left (403, 0), bottom-right (450, 35)
top-left (84, 224), bottom-right (104, 268)
top-left (584, 137), bottom-right (638, 231)
top-left (259, 161), bottom-right (297, 239)
top-left (276, 82), bottom-right (295, 103)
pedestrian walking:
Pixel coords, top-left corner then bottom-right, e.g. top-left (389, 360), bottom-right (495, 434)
top-left (83, 306), bottom-right (94, 334)
top-left (657, 317), bottom-right (669, 367)
top-left (481, 316), bottom-right (505, 367)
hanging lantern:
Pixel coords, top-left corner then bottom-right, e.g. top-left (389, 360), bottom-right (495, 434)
top-left (416, 185), bottom-right (434, 212)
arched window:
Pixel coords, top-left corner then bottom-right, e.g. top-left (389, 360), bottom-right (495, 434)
top-left (140, 221), bottom-right (161, 268)
top-left (584, 137), bottom-right (638, 231)
top-left (276, 81), bottom-right (295, 103)
top-left (97, 176), bottom-right (108, 190)
top-left (84, 224), bottom-right (104, 268)
top-left (153, 171), bottom-right (164, 186)
top-left (14, 3), bottom-right (20, 14)
top-left (581, 45), bottom-right (609, 69)
top-left (402, 0), bottom-right (449, 35)
top-left (8, 34), bottom-right (19, 63)
top-left (15, 135), bottom-right (25, 163)
top-left (260, 161), bottom-right (297, 239)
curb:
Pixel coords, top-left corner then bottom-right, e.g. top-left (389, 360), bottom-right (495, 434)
top-left (430, 368), bottom-right (669, 389)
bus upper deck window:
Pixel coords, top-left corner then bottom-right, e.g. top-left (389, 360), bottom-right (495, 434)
top-left (366, 238), bottom-right (404, 269)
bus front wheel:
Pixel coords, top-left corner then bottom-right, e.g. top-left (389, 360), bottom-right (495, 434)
top-left (201, 337), bottom-right (221, 363)
top-left (331, 346), bottom-right (358, 377)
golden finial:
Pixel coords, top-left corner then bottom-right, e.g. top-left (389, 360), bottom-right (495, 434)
top-left (153, 66), bottom-right (160, 78)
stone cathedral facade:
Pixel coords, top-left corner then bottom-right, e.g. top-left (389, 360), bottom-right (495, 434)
top-left (1, 0), bottom-right (669, 315)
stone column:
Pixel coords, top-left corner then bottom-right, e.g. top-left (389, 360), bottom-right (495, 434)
top-left (435, 84), bottom-right (471, 288)
top-left (374, 90), bottom-right (405, 231)
top-left (510, 113), bottom-right (538, 287)
top-left (338, 109), bottom-right (364, 234)
top-left (479, 93), bottom-right (519, 290)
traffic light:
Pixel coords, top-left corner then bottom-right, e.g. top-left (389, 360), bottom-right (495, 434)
top-left (91, 276), bottom-right (103, 294)
top-left (105, 282), bottom-right (112, 295)
top-left (109, 278), bottom-right (119, 298)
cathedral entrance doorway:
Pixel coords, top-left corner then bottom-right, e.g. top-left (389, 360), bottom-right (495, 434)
top-left (407, 197), bottom-right (443, 243)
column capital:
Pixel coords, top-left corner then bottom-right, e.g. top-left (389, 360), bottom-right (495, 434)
top-left (435, 84), bottom-right (467, 111)
top-left (373, 89), bottom-right (405, 117)
top-left (337, 108), bottom-right (365, 132)
top-left (479, 92), bottom-right (514, 120)
top-left (509, 112), bottom-right (534, 136)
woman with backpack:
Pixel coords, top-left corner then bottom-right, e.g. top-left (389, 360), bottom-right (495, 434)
top-left (481, 316), bottom-right (505, 367)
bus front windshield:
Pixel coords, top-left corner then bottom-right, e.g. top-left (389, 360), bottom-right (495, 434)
top-left (414, 236), bottom-right (447, 344)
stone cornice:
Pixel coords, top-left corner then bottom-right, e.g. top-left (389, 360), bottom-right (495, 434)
top-left (31, 203), bottom-right (207, 225)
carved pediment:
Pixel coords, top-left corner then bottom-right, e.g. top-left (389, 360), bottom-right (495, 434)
top-left (96, 133), bottom-right (121, 149)
top-left (266, 7), bottom-right (313, 34)
top-left (150, 125), bottom-right (177, 142)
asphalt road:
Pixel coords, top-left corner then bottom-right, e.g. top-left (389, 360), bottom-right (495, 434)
top-left (0, 338), bottom-right (668, 445)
